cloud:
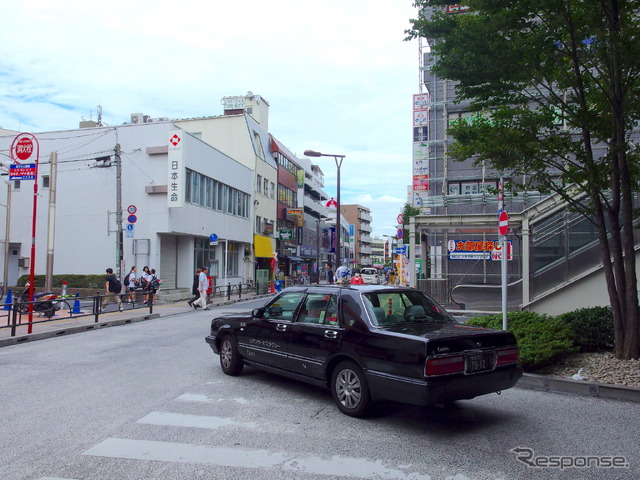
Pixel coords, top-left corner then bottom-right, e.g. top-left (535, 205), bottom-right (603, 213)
top-left (0, 0), bottom-right (419, 237)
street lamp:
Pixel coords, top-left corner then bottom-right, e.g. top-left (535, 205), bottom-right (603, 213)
top-left (315, 215), bottom-right (329, 283)
top-left (304, 150), bottom-right (345, 268)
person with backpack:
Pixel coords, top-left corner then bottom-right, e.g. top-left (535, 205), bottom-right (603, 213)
top-left (102, 267), bottom-right (123, 312)
top-left (146, 268), bottom-right (160, 304)
top-left (124, 266), bottom-right (138, 303)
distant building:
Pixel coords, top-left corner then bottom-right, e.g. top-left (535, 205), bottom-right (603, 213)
top-left (340, 204), bottom-right (373, 268)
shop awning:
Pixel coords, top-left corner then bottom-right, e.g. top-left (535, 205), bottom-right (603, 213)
top-left (253, 235), bottom-right (275, 258)
top-left (285, 256), bottom-right (304, 262)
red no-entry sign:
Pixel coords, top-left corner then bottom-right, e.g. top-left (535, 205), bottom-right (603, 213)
top-left (499, 211), bottom-right (509, 236)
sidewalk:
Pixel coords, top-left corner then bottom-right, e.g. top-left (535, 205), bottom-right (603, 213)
top-left (1, 291), bottom-right (639, 405)
top-left (0, 292), bottom-right (269, 348)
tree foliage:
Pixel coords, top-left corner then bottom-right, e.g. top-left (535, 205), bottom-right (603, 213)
top-left (407, 0), bottom-right (640, 359)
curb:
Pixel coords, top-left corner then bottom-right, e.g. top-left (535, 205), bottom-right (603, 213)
top-left (517, 373), bottom-right (640, 403)
top-left (0, 313), bottom-right (161, 347)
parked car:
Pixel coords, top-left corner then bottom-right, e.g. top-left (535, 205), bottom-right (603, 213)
top-left (205, 285), bottom-right (522, 417)
top-left (359, 267), bottom-right (380, 285)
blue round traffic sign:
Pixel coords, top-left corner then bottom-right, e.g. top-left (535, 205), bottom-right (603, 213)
top-left (209, 233), bottom-right (218, 242)
top-left (127, 215), bottom-right (137, 224)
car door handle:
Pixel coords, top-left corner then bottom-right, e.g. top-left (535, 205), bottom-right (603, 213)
top-left (276, 324), bottom-right (288, 331)
top-left (324, 330), bottom-right (338, 339)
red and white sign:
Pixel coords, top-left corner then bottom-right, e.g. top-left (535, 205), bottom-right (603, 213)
top-left (499, 210), bottom-right (509, 236)
top-left (326, 198), bottom-right (337, 208)
top-left (397, 214), bottom-right (404, 225)
top-left (11, 133), bottom-right (39, 164)
top-left (127, 205), bottom-right (137, 214)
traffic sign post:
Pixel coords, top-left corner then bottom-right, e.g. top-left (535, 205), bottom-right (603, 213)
top-left (11, 133), bottom-right (39, 333)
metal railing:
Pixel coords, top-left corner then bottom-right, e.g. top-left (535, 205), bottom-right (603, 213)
top-left (1, 282), bottom-right (264, 338)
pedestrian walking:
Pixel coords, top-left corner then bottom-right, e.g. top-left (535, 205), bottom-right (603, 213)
top-left (125, 266), bottom-right (138, 303)
top-left (102, 268), bottom-right (123, 312)
top-left (187, 268), bottom-right (201, 308)
top-left (193, 266), bottom-right (210, 310)
top-left (147, 268), bottom-right (159, 304)
top-left (325, 263), bottom-right (334, 284)
top-left (140, 266), bottom-right (151, 304)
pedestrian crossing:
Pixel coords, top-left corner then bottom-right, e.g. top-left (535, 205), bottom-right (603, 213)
top-left (39, 386), bottom-right (431, 480)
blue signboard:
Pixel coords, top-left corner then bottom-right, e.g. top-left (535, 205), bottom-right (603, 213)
top-left (9, 163), bottom-right (36, 180)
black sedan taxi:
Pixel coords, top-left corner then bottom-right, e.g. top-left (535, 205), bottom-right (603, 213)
top-left (205, 285), bottom-right (522, 417)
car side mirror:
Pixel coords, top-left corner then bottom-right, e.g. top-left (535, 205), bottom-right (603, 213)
top-left (252, 308), bottom-right (264, 318)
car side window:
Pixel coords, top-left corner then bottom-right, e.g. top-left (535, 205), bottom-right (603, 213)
top-left (297, 294), bottom-right (339, 325)
top-left (263, 292), bottom-right (304, 321)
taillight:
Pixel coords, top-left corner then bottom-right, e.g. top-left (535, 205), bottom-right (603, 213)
top-left (425, 355), bottom-right (465, 376)
top-left (496, 347), bottom-right (519, 366)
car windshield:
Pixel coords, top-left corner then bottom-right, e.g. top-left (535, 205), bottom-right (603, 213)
top-left (361, 290), bottom-right (455, 327)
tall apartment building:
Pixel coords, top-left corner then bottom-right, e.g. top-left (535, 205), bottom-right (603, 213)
top-left (340, 204), bottom-right (373, 269)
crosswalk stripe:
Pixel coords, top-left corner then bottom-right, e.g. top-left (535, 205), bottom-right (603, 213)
top-left (137, 411), bottom-right (258, 430)
top-left (83, 438), bottom-right (426, 479)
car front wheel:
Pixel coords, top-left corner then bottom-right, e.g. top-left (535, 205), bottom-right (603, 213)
top-left (331, 361), bottom-right (371, 417)
top-left (219, 335), bottom-right (243, 376)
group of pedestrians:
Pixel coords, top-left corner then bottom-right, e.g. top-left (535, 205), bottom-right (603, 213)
top-left (187, 266), bottom-right (210, 310)
top-left (102, 265), bottom-right (160, 312)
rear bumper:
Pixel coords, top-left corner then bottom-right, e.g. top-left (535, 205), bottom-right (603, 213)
top-left (367, 365), bottom-right (523, 406)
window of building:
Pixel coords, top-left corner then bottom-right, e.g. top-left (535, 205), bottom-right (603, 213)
top-left (186, 169), bottom-right (249, 218)
top-left (256, 216), bottom-right (262, 234)
top-left (253, 131), bottom-right (265, 160)
top-left (256, 174), bottom-right (262, 194)
top-left (263, 178), bottom-right (269, 196)
top-left (42, 175), bottom-right (50, 188)
top-left (270, 182), bottom-right (275, 199)
top-left (194, 237), bottom-right (217, 276)
top-left (226, 242), bottom-right (239, 276)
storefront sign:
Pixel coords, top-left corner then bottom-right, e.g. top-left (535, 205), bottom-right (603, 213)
top-left (447, 239), bottom-right (512, 260)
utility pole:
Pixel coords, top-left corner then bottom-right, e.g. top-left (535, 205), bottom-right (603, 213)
top-left (44, 152), bottom-right (58, 292)
top-left (115, 144), bottom-right (124, 278)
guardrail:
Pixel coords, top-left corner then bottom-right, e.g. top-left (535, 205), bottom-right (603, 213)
top-left (1, 282), bottom-right (262, 338)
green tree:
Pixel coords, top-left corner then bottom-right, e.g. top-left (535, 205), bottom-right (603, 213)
top-left (407, 1), bottom-right (640, 359)
top-left (400, 203), bottom-right (421, 242)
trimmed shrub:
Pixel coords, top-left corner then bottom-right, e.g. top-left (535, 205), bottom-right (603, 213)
top-left (466, 311), bottom-right (577, 371)
top-left (16, 274), bottom-right (105, 290)
top-left (556, 306), bottom-right (614, 351)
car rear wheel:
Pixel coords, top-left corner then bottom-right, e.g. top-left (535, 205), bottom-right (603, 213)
top-left (219, 335), bottom-right (243, 376)
top-left (331, 361), bottom-right (371, 417)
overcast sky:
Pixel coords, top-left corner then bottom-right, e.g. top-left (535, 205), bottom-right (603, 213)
top-left (1, 0), bottom-right (419, 238)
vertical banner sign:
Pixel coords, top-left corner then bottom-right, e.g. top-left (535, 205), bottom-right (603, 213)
top-left (11, 133), bottom-right (40, 333)
top-left (168, 131), bottom-right (184, 207)
top-left (412, 93), bottom-right (430, 211)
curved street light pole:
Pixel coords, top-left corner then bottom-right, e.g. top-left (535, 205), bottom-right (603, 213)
top-left (304, 150), bottom-right (345, 268)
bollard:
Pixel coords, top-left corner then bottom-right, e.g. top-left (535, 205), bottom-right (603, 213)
top-left (3, 288), bottom-right (12, 310)
top-left (72, 293), bottom-right (83, 314)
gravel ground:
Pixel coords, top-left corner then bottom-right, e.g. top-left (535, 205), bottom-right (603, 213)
top-left (534, 352), bottom-right (640, 387)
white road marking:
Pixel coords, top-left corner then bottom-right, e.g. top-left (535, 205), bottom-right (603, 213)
top-left (83, 438), bottom-right (431, 479)
top-left (176, 393), bottom-right (249, 404)
top-left (137, 411), bottom-right (257, 429)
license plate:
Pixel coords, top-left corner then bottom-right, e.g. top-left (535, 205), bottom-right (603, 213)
top-left (465, 352), bottom-right (494, 374)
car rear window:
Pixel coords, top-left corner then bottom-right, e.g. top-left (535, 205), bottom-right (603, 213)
top-left (362, 291), bottom-right (454, 327)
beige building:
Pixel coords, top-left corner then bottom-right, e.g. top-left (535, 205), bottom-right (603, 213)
top-left (340, 204), bottom-right (373, 268)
